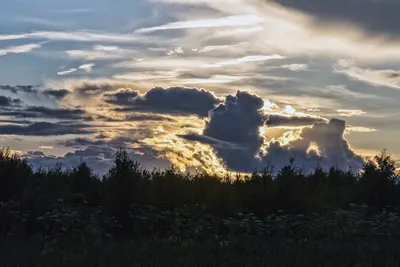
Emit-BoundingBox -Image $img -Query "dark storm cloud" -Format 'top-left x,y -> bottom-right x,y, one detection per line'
0,121 -> 94,136
43,89 -> 71,100
277,0 -> 400,35
266,114 -> 326,127
104,89 -> 139,106
109,86 -> 221,117
61,136 -> 140,149
182,90 -> 363,172
0,119 -> 31,124
201,91 -> 267,170
75,83 -> 117,97
179,133 -> 244,150
0,96 -> 22,107
0,106 -> 92,121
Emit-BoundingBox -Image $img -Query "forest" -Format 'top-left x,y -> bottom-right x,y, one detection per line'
1,148 -> 400,266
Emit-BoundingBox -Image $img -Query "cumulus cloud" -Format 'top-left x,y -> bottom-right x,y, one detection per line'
258,119 -> 364,171
109,86 -> 221,117
178,90 -> 364,172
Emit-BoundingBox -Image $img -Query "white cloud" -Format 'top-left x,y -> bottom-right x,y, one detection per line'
346,126 -> 378,133
38,146 -> 54,150
204,54 -> 285,67
135,14 -> 263,33
57,68 -> 77,76
337,109 -> 366,117
66,45 -> 136,60
334,60 -> 400,90
78,63 -> 95,72
0,31 -> 148,43
180,75 -> 247,84
152,0 -> 400,62
281,64 -> 308,71
0,43 -> 41,56
167,47 -> 184,56
94,45 -> 119,51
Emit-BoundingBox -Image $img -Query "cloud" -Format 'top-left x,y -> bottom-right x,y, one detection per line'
74,83 -> 117,98
0,96 -> 22,107
135,14 -> 263,33
66,45 -> 135,60
177,90 -> 364,172
198,91 -> 266,170
266,114 -> 326,127
0,106 -> 91,121
258,119 -> 364,171
43,89 -> 71,100
104,89 -> 139,106
153,0 -> 400,62
167,47 -> 184,56
204,54 -> 285,68
346,126 -> 378,133
0,43 -> 41,56
0,31 -> 145,43
109,86 -> 221,117
0,121 -> 94,136
334,60 -> 400,90
78,63 -> 95,72
277,0 -> 400,35
337,109 -> 366,117
24,144 -> 171,176
0,85 -> 37,94
281,64 -> 309,71
57,68 -> 77,76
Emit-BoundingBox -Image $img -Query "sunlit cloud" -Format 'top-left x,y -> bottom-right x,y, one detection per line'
0,31 -> 148,43
57,68 -> 78,76
346,126 -> 378,133
203,54 -> 285,68
0,43 -> 42,56
281,64 -> 309,72
337,109 -> 366,117
167,47 -> 184,56
135,14 -> 263,33
334,60 -> 400,90
78,63 -> 95,73
181,75 -> 247,84
66,45 -> 136,60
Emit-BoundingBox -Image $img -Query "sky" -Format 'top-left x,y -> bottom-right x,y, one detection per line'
1,0 -> 400,175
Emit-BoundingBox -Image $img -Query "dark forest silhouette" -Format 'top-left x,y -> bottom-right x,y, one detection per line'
1,148 -> 400,266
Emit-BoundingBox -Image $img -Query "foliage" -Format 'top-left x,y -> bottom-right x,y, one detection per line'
1,148 -> 400,266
